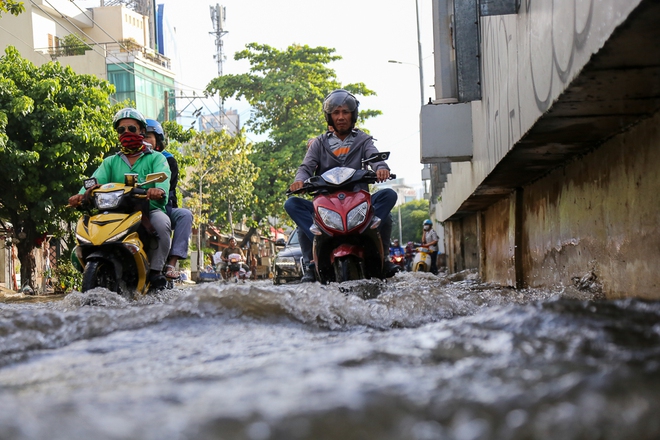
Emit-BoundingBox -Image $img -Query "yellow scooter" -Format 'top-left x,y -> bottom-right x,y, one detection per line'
72,172 -> 167,299
412,245 -> 432,272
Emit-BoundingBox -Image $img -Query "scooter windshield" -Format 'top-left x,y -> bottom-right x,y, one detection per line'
321,167 -> 356,185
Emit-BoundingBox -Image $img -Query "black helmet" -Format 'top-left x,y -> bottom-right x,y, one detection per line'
145,118 -> 166,150
322,89 -> 359,128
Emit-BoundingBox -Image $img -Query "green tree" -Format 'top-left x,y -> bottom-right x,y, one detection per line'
206,43 -> 381,223
0,46 -> 117,289
61,33 -> 92,56
391,199 -> 430,244
0,1 -> 24,17
181,129 -> 258,230
161,120 -> 195,206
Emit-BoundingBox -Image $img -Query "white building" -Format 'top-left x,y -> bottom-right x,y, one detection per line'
0,0 -> 176,120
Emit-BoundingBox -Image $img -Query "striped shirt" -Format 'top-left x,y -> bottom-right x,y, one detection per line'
328,131 -> 356,160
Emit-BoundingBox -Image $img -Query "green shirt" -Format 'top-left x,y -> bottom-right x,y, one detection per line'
79,150 -> 171,212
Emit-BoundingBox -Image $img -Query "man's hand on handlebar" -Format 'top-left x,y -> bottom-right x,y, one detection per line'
289,181 -> 304,193
376,169 -> 390,182
68,194 -> 84,207
146,188 -> 166,200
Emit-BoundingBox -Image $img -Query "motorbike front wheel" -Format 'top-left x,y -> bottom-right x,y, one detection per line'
82,260 -> 119,294
334,256 -> 365,282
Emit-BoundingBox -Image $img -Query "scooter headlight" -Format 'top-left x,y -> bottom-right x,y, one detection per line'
106,229 -> 129,243
347,202 -> 368,230
95,190 -> 124,210
75,233 -> 92,245
317,207 -> 344,231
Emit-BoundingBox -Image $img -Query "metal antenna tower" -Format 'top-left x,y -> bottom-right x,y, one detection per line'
209,4 -> 228,133
209,4 -> 228,76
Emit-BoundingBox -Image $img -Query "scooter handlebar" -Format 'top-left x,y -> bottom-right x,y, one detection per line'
284,170 -> 396,196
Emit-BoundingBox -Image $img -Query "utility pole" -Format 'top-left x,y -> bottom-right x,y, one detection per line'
209,4 -> 228,131
415,0 -> 425,107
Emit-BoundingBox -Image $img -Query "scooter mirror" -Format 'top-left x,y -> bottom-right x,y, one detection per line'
124,173 -> 139,187
142,172 -> 168,185
362,152 -> 390,165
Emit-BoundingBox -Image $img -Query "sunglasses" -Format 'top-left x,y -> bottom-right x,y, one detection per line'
116,125 -> 139,135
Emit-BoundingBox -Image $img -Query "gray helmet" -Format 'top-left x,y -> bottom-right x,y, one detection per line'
113,108 -> 147,130
322,89 -> 359,127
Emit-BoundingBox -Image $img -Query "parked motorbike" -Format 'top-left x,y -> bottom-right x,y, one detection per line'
412,245 -> 432,273
71,172 -> 168,299
287,153 -> 394,284
227,253 -> 250,283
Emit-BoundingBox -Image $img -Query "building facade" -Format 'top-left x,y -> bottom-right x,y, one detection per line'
0,0 -> 176,121
421,0 -> 660,298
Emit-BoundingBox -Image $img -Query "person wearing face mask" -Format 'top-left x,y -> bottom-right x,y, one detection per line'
68,108 -> 172,290
421,219 -> 439,275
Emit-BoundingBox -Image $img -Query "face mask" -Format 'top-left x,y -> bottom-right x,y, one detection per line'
119,131 -> 146,154
424,225 -> 430,231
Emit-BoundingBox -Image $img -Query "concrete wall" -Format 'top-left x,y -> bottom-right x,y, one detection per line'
436,0 -> 643,221
445,215 -> 480,273
445,106 -> 660,298
481,195 -> 517,287
429,0 -> 660,298
522,111 -> 660,299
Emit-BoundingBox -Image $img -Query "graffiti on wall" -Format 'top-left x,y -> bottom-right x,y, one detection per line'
479,0 -> 595,166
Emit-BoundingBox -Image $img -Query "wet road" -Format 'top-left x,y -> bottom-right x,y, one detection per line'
1,271 -> 659,439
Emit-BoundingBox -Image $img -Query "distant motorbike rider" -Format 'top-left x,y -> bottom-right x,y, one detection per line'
285,89 -> 399,282
68,108 -> 171,289
144,118 -> 193,281
421,219 -> 439,274
389,239 -> 404,257
219,237 -> 248,278
389,238 -> 405,270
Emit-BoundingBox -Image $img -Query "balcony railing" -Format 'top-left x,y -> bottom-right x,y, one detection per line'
37,41 -> 172,70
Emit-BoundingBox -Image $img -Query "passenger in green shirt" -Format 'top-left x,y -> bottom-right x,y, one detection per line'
68,108 -> 172,289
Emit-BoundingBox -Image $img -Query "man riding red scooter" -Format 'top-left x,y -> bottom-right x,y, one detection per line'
285,89 -> 400,282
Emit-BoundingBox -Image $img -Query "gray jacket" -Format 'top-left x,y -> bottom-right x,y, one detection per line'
294,130 -> 389,188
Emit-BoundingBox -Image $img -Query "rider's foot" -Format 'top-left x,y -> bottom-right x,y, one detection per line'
301,263 -> 316,283
149,272 -> 168,291
163,264 -> 180,280
383,260 -> 401,278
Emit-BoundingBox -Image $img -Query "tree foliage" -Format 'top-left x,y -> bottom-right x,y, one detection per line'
181,129 -> 258,233
391,199 -> 430,244
0,0 -> 24,17
0,46 -> 117,288
205,43 -> 381,223
61,33 -> 92,56
161,120 -> 195,205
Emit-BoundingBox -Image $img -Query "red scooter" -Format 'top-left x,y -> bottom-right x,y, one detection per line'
390,251 -> 405,270
288,153 -> 394,284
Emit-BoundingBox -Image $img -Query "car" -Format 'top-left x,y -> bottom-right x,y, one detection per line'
273,228 -> 303,284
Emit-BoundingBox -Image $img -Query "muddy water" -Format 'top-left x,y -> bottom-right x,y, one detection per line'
0,272 -> 659,439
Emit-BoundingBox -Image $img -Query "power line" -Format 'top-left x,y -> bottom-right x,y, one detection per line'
68,0 -> 135,55
29,0 -> 138,79
0,24 -> 51,61
28,0 -> 242,135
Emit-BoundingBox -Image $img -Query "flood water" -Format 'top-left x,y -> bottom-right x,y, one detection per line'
1,271 -> 659,440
